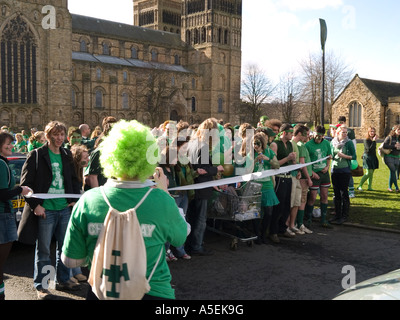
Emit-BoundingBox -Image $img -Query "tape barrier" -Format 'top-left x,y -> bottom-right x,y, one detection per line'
27,157 -> 328,199
169,156 -> 329,191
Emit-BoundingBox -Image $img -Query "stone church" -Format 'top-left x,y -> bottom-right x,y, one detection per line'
0,0 -> 242,131
332,74 -> 400,138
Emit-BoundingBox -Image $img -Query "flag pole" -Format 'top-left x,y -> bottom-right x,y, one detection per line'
320,19 -> 327,127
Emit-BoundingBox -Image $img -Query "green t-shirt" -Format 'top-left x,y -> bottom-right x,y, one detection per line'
42,149 -> 68,211
253,147 -> 276,190
62,181 -> 188,300
305,139 -> 332,172
297,141 -> 312,178
0,159 -> 15,214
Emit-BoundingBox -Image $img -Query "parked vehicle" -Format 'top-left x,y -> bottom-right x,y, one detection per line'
7,153 -> 26,222
334,269 -> 400,300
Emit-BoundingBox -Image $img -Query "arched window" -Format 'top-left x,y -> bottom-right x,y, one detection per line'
122,92 -> 129,110
191,97 -> 196,112
96,68 -> 102,81
80,40 -> 87,52
95,89 -> 103,108
123,71 -> 128,82
1,15 -> 37,104
71,88 -> 77,108
349,101 -> 362,127
218,97 -> 224,113
174,54 -> 180,65
151,49 -> 158,62
131,47 -> 138,59
102,42 -> 110,55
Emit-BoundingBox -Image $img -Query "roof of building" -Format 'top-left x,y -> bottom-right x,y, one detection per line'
359,77 -> 400,106
334,74 -> 400,106
71,14 -> 187,49
72,52 -> 193,73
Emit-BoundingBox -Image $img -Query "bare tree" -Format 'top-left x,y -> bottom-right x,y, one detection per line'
299,51 -> 354,125
277,71 -> 302,123
135,68 -> 177,127
241,64 -> 275,125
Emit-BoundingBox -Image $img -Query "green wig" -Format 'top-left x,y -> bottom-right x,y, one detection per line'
99,120 -> 159,181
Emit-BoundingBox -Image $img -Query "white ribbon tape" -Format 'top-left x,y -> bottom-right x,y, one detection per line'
26,157 -> 328,199
169,157 -> 329,191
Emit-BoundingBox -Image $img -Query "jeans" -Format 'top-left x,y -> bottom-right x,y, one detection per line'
186,199 -> 208,252
384,156 -> 400,190
34,207 -> 71,289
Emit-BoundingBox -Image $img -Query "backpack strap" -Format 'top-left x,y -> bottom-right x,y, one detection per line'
100,186 -> 153,211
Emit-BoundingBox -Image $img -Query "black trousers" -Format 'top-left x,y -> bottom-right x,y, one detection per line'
331,172 -> 351,219
270,177 -> 292,235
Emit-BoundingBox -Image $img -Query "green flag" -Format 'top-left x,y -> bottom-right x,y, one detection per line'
319,19 -> 327,51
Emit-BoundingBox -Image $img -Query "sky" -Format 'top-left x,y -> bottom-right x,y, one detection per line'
68,0 -> 400,85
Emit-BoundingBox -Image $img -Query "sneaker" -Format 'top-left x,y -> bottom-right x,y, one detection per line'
181,254 -> 191,260
73,273 -> 87,282
56,279 -> 80,291
299,224 -> 313,234
282,228 -> 296,238
166,250 -> 178,262
36,288 -> 52,300
349,191 -> 355,198
357,186 -> 363,191
290,226 -> 305,235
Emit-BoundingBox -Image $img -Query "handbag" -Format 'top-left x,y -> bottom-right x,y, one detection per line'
378,137 -> 392,157
351,165 -> 364,177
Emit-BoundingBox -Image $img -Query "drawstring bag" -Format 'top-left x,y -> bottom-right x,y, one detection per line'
88,187 -> 163,300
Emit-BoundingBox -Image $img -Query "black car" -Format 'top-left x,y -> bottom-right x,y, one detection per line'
7,153 -> 27,222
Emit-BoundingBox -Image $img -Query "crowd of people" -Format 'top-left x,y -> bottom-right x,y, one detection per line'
0,115 -> 399,300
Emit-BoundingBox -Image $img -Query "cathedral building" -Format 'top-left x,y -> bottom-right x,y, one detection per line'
0,0 -> 242,131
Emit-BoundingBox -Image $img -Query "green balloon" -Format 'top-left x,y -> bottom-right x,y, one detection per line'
350,160 -> 358,170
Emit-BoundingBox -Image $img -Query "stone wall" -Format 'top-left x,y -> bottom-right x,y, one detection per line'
332,77 -> 386,139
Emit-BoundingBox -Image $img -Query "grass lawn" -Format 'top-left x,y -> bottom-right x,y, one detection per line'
325,142 -> 400,231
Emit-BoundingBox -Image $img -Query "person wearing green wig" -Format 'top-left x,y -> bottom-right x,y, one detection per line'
62,120 -> 189,300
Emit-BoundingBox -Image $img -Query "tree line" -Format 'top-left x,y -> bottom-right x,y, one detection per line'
240,50 -> 355,126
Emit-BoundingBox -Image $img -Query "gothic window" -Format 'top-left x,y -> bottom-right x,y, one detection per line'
151,49 -> 158,62
218,97 -> 224,113
171,76 -> 175,86
80,40 -> 87,52
224,30 -> 229,45
191,97 -> 196,112
102,42 -> 110,55
174,54 -> 180,65
349,101 -> 362,127
123,71 -> 128,82
71,88 -> 77,108
96,68 -> 102,81
95,89 -> 103,108
131,47 -> 138,59
122,92 -> 129,110
1,14 -> 37,104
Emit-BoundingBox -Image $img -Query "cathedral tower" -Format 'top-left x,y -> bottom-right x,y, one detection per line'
133,0 -> 182,34
181,0 -> 242,121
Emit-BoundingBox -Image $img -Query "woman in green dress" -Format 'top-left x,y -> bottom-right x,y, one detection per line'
250,132 -> 280,243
